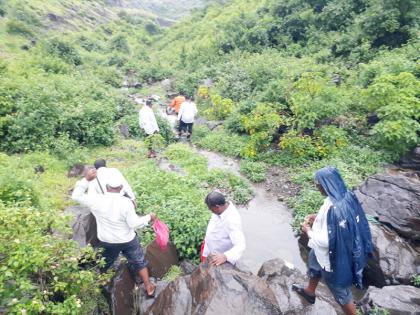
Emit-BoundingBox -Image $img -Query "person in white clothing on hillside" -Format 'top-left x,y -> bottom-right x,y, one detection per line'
177,96 -> 198,139
139,99 -> 159,158
201,191 -> 246,266
72,168 -> 157,298
88,158 -> 136,207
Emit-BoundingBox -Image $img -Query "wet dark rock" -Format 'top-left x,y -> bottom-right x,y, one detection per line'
179,260 -> 197,275
364,223 -> 420,287
65,205 -> 99,248
161,79 -> 172,92
399,146 -> 420,171
47,13 -> 64,23
258,259 -> 341,314
21,44 -> 30,50
144,261 -> 282,315
145,241 -> 179,279
103,262 -> 136,315
355,174 -> 420,242
119,124 -> 130,138
34,165 -> 45,174
367,114 -> 380,125
358,285 -> 420,315
68,163 -> 86,177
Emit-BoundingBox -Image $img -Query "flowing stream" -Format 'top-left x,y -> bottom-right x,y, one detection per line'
157,105 -> 306,273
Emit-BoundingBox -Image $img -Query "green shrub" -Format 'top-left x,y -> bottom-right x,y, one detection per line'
109,34 -> 130,53
363,72 -> 420,157
410,274 -> 420,287
0,177 -> 39,207
240,160 -> 267,182
162,265 -> 182,281
44,39 -> 83,66
5,19 -> 34,37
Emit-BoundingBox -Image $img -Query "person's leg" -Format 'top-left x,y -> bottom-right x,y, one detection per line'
305,277 -> 321,296
186,123 -> 193,139
100,243 -> 121,273
323,270 -> 355,315
122,236 -> 155,295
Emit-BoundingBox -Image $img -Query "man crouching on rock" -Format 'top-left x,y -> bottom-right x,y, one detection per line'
292,166 -> 372,315
72,168 -> 157,298
201,191 -> 246,266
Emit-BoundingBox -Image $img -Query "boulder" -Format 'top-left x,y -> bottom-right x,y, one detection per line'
355,174 -> 420,242
144,261 -> 282,315
68,163 -> 86,177
358,285 -> 420,315
399,146 -> 420,171
364,223 -> 420,287
103,262 -> 136,315
65,205 -> 99,248
135,279 -> 170,314
145,241 -> 179,279
119,124 -> 130,138
206,121 -> 224,131
258,259 -> 341,315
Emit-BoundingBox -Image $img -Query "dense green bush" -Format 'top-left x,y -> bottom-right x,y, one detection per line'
5,19 -> 34,37
240,160 -> 267,182
363,72 -> 419,156
44,39 -> 83,66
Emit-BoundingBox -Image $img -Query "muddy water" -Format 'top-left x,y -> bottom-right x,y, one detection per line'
198,150 -> 307,274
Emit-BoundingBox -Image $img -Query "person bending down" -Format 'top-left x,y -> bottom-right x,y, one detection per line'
202,191 -> 246,266
72,168 -> 157,297
292,166 -> 372,315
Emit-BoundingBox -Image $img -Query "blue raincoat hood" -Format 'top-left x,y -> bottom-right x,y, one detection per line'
315,166 -> 372,288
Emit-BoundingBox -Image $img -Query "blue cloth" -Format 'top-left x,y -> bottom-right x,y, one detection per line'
307,249 -> 353,305
315,166 -> 372,289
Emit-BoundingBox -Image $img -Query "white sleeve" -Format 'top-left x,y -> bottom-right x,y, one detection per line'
308,225 -> 329,248
177,103 -> 184,121
151,111 -> 159,132
71,179 -> 99,210
125,204 -> 151,229
223,216 -> 246,264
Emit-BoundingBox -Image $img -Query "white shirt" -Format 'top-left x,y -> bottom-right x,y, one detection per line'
88,167 -> 135,201
202,203 -> 246,264
178,101 -> 198,124
308,197 -> 332,271
72,179 -> 150,244
139,106 -> 159,135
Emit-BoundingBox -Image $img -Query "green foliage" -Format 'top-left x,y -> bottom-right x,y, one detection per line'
363,72 -> 420,156
241,103 -> 283,157
44,39 -> 83,66
162,265 -> 182,281
290,72 -> 348,130
192,126 -> 247,158
144,133 -> 165,152
368,305 -> 390,315
109,34 -> 130,53
202,94 -> 235,120
5,19 -> 34,37
240,160 -> 267,182
0,177 -> 39,207
411,274 -> 420,287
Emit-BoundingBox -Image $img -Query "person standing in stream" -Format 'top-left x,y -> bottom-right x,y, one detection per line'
72,168 -> 158,298
292,166 -> 372,315
139,99 -> 159,158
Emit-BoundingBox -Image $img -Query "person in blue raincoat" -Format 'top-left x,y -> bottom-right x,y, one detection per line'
292,166 -> 372,315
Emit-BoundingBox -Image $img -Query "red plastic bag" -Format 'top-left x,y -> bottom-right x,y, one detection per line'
200,240 -> 206,263
152,219 -> 169,251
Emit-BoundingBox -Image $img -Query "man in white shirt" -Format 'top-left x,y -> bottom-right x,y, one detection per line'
139,99 -> 159,158
177,96 -> 198,139
202,191 -> 246,266
88,159 -> 136,207
72,168 -> 157,297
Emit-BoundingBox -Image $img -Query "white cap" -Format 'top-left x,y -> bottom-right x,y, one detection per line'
106,169 -> 123,188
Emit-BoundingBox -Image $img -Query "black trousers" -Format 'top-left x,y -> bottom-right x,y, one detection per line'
179,120 -> 193,133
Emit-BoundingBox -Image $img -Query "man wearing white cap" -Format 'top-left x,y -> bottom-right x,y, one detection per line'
72,168 -> 157,297
88,158 -> 136,207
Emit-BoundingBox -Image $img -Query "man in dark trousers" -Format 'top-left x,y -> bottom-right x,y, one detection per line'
72,168 -> 157,297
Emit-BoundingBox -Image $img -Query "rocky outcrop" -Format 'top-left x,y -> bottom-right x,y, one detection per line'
65,205 -> 99,248
258,259 -> 341,315
142,259 -> 341,315
145,241 -> 179,279
145,261 -> 282,315
364,223 -> 420,287
355,174 -> 420,242
68,163 -> 86,177
358,285 -> 420,315
399,146 -> 420,171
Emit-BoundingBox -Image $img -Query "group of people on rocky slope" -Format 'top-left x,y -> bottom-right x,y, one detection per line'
71,151 -> 372,315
